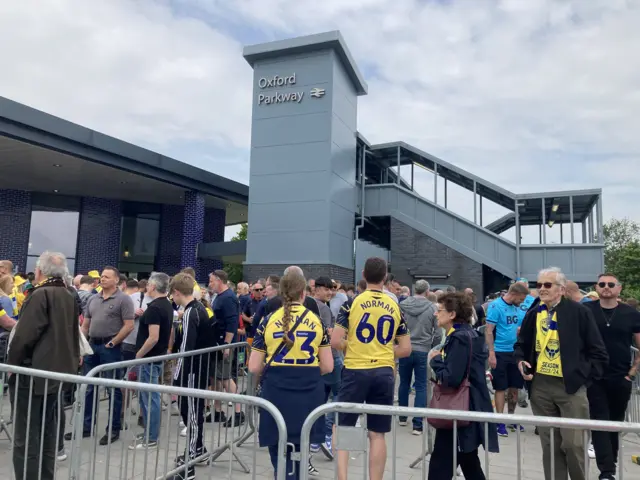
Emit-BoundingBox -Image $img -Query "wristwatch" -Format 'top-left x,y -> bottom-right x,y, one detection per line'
107,341 -> 115,348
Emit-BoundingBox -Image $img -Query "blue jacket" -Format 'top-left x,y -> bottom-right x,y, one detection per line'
430,324 -> 499,454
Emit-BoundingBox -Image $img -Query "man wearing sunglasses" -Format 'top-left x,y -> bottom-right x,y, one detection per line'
241,280 -> 265,347
515,267 -> 608,480
583,273 -> 640,480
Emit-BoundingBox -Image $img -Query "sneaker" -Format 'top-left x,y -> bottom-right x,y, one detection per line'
205,410 -> 226,423
599,476 -> 615,480
588,444 -> 596,459
180,426 -> 187,437
99,432 -> 120,446
398,417 -> 408,426
64,430 -> 90,441
412,429 -> 423,436
457,465 -> 465,477
195,447 -> 210,465
518,399 -> 528,408
179,420 -> 185,428
171,455 -> 196,480
497,424 -> 508,437
308,460 -> 320,476
355,417 -> 362,428
171,402 -> 181,416
128,437 -> 158,450
224,411 -> 245,428
57,449 -> 67,461
508,424 -> 525,432
321,436 -> 334,460
310,443 -> 320,453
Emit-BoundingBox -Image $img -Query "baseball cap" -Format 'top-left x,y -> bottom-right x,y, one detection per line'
88,270 -> 100,279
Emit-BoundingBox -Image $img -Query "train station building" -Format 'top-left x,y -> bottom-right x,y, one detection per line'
0,31 -> 604,295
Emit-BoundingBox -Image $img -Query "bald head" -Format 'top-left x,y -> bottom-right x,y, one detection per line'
283,266 -> 304,278
565,281 -> 583,302
73,274 -> 83,289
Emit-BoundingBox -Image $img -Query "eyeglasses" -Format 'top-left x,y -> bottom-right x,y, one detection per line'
598,282 -> 618,289
536,282 -> 557,289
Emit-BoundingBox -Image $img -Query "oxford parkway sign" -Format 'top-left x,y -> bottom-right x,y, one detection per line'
257,73 -> 326,105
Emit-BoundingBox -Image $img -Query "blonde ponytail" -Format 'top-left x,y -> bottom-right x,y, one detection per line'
279,269 -> 307,350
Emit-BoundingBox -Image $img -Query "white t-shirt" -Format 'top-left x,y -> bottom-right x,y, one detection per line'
123,292 -> 153,345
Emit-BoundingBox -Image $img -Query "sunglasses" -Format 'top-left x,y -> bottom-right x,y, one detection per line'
598,282 -> 617,289
536,282 -> 557,289
253,288 -> 264,292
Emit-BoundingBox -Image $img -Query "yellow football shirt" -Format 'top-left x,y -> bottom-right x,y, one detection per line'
252,304 -> 329,367
336,290 -> 408,370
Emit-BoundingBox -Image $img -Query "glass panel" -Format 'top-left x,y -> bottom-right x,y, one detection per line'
28,211 -> 80,258
119,216 -> 159,266
26,256 -> 75,275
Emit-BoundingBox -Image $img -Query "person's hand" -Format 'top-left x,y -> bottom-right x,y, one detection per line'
135,308 -> 144,317
79,357 -> 83,367
488,351 -> 497,369
223,348 -> 230,359
519,361 -> 534,381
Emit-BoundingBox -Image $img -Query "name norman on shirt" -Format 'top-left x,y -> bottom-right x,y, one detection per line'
359,299 -> 396,316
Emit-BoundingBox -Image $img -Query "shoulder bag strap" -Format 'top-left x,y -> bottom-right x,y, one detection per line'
464,331 -> 474,381
263,308 -> 310,372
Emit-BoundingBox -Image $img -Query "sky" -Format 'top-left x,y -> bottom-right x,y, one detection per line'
1,0 -> 639,243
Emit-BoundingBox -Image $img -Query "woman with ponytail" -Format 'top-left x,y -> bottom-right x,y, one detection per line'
249,269 -> 333,480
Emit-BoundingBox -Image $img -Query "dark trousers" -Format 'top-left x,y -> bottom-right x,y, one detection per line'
10,385 -> 58,480
530,375 -> 589,480
588,377 -> 632,477
398,351 -> 429,430
83,343 -> 123,434
268,444 -> 300,480
428,429 -> 485,480
179,372 -> 205,459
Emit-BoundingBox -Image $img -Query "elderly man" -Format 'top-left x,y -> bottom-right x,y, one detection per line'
398,279 -> 441,434
8,252 -> 79,480
515,267 -> 608,480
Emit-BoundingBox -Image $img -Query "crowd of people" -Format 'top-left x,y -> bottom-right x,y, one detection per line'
1,251 -> 639,480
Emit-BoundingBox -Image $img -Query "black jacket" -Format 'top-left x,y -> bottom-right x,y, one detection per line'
430,324 -> 499,454
514,297 -> 608,395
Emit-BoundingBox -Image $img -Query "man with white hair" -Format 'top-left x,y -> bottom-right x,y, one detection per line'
515,267 -> 608,480
263,266 -> 320,317
8,251 -> 79,480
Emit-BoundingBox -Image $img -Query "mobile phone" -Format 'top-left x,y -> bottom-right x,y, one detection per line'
522,363 -> 533,376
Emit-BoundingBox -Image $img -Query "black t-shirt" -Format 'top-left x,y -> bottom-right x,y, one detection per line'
475,304 -> 486,326
264,295 -> 320,317
242,298 -> 262,337
584,301 -> 640,378
213,289 -> 239,344
136,297 -> 174,358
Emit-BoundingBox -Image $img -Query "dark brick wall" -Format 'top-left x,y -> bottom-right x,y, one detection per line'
180,191 -> 205,279
75,197 -> 122,274
198,207 -> 225,280
390,217 -> 483,296
156,204 -> 184,276
0,189 -> 31,271
244,264 -> 354,285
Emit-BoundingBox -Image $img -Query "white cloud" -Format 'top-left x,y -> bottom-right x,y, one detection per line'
2,0 -> 639,240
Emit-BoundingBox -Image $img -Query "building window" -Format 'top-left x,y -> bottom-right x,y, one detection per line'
26,194 -> 80,274
118,211 -> 160,278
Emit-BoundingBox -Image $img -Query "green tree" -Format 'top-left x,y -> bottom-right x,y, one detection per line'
603,218 -> 640,298
223,224 -> 247,284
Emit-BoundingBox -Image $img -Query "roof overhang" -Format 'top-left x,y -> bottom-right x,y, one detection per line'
0,96 -> 249,205
243,31 -> 368,96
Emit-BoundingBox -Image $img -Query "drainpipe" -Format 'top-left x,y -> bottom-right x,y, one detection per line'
354,146 -> 367,278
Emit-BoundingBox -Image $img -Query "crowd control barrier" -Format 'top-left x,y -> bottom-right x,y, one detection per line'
298,402 -> 640,480
0,362 -> 288,480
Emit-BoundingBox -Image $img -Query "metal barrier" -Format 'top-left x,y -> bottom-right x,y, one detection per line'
627,346 -> 640,426
78,341 -> 258,475
0,362 -> 288,480
299,402 -> 640,480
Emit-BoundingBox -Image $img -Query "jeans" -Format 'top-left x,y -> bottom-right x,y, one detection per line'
10,385 -> 58,480
268,444 -> 299,480
83,343 -> 123,434
138,362 -> 162,442
398,351 -> 428,430
323,360 -> 343,436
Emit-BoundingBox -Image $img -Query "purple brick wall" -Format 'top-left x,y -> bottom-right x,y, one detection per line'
156,204 -> 185,276
180,192 -> 205,280
198,207 -> 226,280
75,197 -> 122,274
0,189 -> 31,271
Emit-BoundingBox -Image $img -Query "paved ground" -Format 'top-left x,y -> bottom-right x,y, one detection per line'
1,388 -> 640,479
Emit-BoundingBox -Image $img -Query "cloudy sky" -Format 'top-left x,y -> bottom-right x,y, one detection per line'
1,0 -> 638,243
